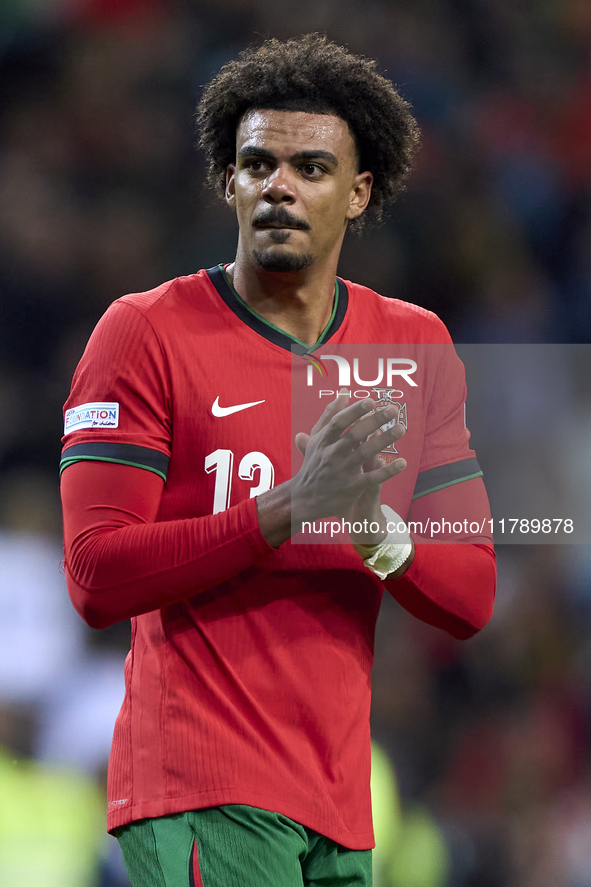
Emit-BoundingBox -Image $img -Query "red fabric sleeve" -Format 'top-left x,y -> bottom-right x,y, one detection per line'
61,461 -> 273,629
386,478 -> 496,639
385,543 -> 496,640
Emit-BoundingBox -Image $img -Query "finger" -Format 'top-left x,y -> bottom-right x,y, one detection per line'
351,422 -> 406,463
309,388 -> 352,436
322,397 -> 378,442
362,453 -> 385,472
361,429 -> 386,472
343,406 -> 406,447
361,456 -> 407,487
362,454 -> 383,472
295,432 -> 309,455
337,414 -> 406,456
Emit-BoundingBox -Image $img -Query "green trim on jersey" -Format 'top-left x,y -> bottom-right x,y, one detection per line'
219,265 -> 338,350
206,265 -> 349,356
60,442 -> 169,481
412,472 -> 484,500
60,455 -> 167,482
412,458 -> 483,500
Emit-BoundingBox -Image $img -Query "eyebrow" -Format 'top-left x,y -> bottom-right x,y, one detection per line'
236,146 -> 339,167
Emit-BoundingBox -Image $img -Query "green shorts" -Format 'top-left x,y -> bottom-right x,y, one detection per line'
116,804 -> 372,887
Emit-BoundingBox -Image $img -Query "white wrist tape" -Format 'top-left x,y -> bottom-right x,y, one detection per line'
354,504 -> 413,580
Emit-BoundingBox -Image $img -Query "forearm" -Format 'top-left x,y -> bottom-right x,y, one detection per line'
62,462 -> 272,628
255,481 -> 294,548
385,542 -> 496,639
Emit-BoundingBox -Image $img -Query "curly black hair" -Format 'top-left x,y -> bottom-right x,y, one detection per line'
196,34 -> 420,227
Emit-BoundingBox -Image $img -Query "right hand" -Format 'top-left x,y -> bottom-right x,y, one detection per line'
291,390 -> 407,524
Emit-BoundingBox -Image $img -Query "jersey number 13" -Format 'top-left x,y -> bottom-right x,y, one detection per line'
205,449 -> 275,514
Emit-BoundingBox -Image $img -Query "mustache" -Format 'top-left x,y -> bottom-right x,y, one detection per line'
252,206 -> 311,230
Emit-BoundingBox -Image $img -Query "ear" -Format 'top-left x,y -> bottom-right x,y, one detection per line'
226,164 -> 236,209
346,171 -> 373,221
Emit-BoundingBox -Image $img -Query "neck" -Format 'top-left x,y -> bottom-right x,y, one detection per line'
227,247 -> 339,346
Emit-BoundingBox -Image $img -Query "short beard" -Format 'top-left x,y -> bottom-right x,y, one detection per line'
253,249 -> 314,273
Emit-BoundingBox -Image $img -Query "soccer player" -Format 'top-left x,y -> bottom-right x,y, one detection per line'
60,34 -> 495,887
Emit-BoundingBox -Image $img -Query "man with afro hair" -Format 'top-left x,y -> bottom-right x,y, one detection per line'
61,33 -> 495,887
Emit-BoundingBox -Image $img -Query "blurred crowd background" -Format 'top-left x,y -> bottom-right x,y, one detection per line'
1,0 -> 591,884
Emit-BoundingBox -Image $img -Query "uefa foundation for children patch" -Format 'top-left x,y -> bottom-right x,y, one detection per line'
64,402 -> 120,434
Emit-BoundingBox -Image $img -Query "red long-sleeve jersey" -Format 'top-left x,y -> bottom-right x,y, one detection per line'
61,267 -> 495,846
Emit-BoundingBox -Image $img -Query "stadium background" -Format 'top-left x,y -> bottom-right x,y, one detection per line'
1,0 -> 591,884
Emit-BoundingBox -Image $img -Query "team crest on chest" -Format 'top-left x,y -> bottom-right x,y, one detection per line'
372,387 -> 408,462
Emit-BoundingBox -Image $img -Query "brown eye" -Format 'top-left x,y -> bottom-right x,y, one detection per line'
244,159 -> 270,173
302,163 -> 323,177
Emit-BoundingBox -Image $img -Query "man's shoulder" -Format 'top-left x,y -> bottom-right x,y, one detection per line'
116,269 -> 213,317
343,279 -> 451,342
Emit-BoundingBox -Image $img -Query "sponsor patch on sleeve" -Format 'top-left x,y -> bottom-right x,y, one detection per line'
64,402 -> 120,435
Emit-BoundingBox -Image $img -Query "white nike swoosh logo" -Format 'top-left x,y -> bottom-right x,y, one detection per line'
211,396 -> 266,417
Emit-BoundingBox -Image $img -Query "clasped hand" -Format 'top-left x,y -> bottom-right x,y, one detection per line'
292,389 -> 407,545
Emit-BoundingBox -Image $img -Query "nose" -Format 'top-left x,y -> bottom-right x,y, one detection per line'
263,164 -> 296,203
